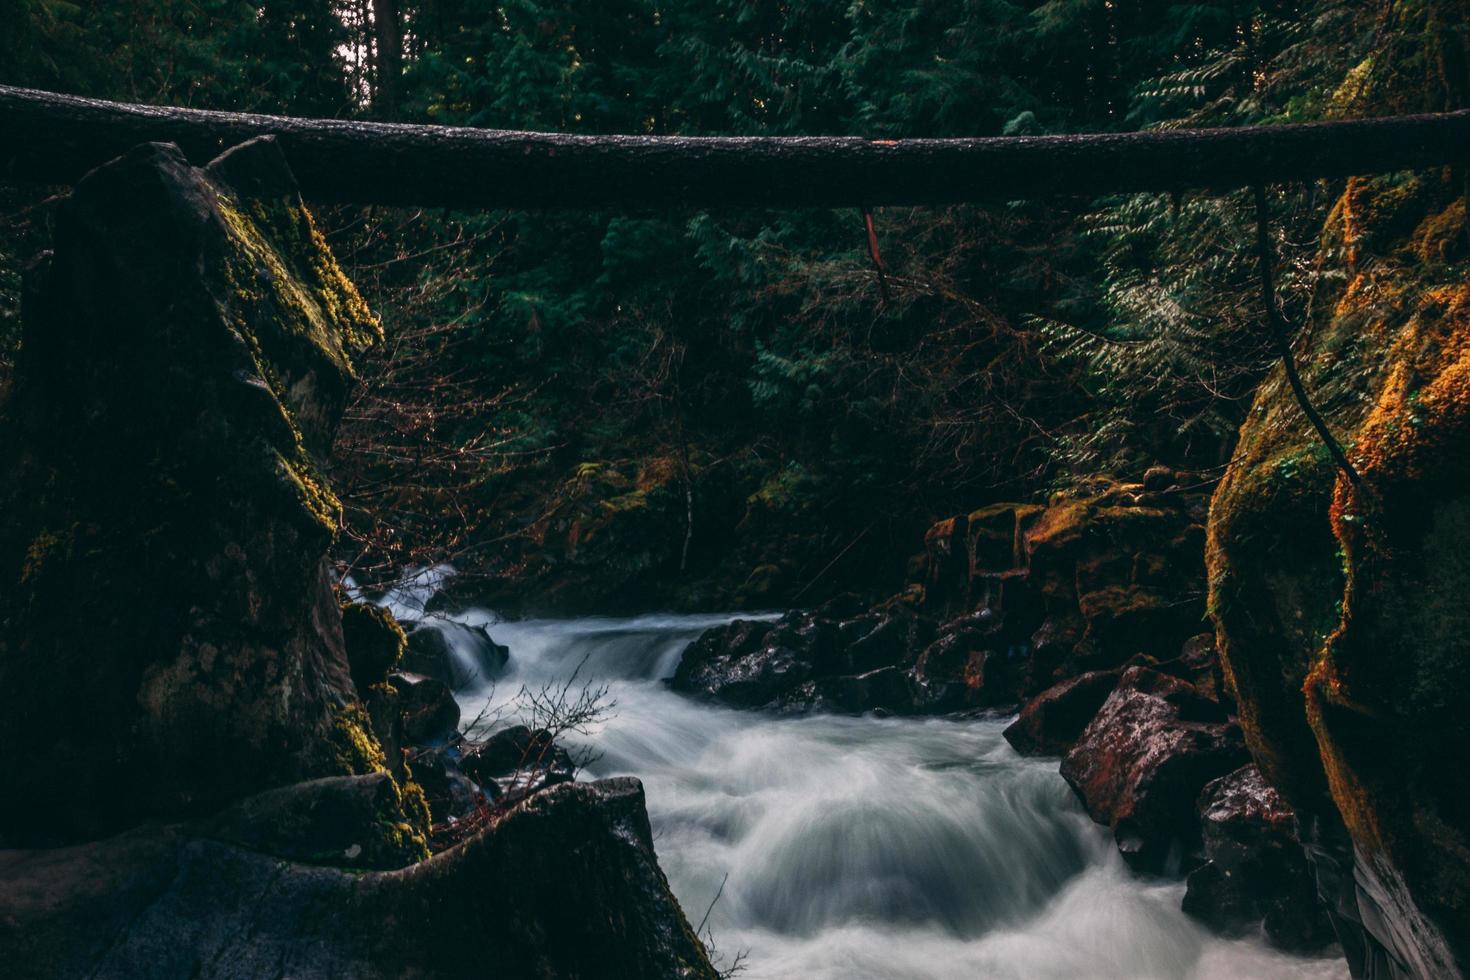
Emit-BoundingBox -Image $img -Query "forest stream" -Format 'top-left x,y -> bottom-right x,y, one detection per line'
378,574 -> 1349,980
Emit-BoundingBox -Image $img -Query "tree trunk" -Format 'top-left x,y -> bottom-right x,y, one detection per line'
370,0 -> 402,119
3,85 -> 1470,210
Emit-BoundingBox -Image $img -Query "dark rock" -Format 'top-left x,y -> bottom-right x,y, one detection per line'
409,743 -> 489,820
1142,465 -> 1176,493
911,613 -> 1023,711
341,602 -> 406,692
1206,178 -> 1470,976
200,773 -> 428,870
1182,765 -> 1335,953
0,778 -> 718,979
462,725 -> 573,785
362,681 -> 407,783
1003,669 -> 1123,756
672,610 -> 939,712
0,139 -> 381,843
402,619 -> 510,690
390,671 -> 461,745
1059,666 -> 1249,871
820,666 -> 921,715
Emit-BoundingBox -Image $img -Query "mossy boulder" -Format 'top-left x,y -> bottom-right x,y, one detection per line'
340,601 -> 406,691
1209,171 -> 1470,976
0,138 -> 380,844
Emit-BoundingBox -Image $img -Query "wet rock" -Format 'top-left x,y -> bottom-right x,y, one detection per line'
362,681 -> 408,783
0,778 -> 717,980
461,725 -> 576,799
402,619 -> 510,690
1003,668 -> 1123,757
910,611 -> 1025,711
1182,765 -> 1335,953
390,671 -> 461,745
1060,666 -> 1248,872
672,610 -> 938,712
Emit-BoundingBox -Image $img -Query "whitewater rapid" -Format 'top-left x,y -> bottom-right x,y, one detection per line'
372,577 -> 1346,980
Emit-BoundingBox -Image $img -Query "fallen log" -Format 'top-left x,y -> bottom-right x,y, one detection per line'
2,84 -> 1469,209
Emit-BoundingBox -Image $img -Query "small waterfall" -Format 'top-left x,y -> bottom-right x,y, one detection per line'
363,578 -> 1346,980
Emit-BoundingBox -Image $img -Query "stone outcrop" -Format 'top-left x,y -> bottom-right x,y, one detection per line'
1058,666 -> 1248,871
1209,171 -> 1470,977
1182,765 -> 1335,952
402,617 -> 510,689
1002,668 -> 1123,756
0,138 -> 381,844
0,140 -> 716,978
0,778 -> 716,980
674,477 -> 1211,717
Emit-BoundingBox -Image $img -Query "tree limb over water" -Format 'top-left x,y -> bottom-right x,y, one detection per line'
3,85 -> 1470,209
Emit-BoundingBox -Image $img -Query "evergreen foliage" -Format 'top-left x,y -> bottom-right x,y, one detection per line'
1,0 -> 1463,604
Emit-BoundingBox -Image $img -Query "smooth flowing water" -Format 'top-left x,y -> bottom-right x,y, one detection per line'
374,577 -> 1347,980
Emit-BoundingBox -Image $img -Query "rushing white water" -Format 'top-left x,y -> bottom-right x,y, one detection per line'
380,576 -> 1346,980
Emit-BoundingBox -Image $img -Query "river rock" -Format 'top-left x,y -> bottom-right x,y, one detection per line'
391,671 -> 461,745
1182,765 -> 1335,952
402,619 -> 510,689
672,609 -> 939,712
1003,668 -> 1123,756
409,742 -> 490,820
1060,666 -> 1248,871
0,778 -> 717,980
914,483 -> 1211,697
0,137 -> 716,979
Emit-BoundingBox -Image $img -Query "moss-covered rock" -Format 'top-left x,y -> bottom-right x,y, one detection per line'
340,601 -> 406,691
0,138 -> 380,844
1209,170 -> 1470,976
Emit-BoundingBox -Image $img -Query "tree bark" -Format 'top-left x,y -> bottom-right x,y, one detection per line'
3,84 -> 1470,210
370,0 -> 402,119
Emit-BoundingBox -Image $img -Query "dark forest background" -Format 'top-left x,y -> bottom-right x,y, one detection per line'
1,0 -> 1459,611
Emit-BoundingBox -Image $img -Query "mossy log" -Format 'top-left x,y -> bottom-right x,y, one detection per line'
4,84 -> 1470,209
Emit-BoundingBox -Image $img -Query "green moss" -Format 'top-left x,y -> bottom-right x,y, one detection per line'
331,702 -> 388,777
341,603 -> 407,690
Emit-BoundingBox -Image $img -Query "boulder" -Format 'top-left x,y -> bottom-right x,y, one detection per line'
1003,668 -> 1122,756
1182,765 -> 1335,952
1059,666 -> 1248,871
402,619 -> 510,689
0,138 -> 716,980
340,602 -> 406,692
1208,172 -> 1470,976
0,138 -> 381,843
671,609 -> 939,712
460,725 -> 576,805
390,671 -> 461,745
0,778 -> 717,980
